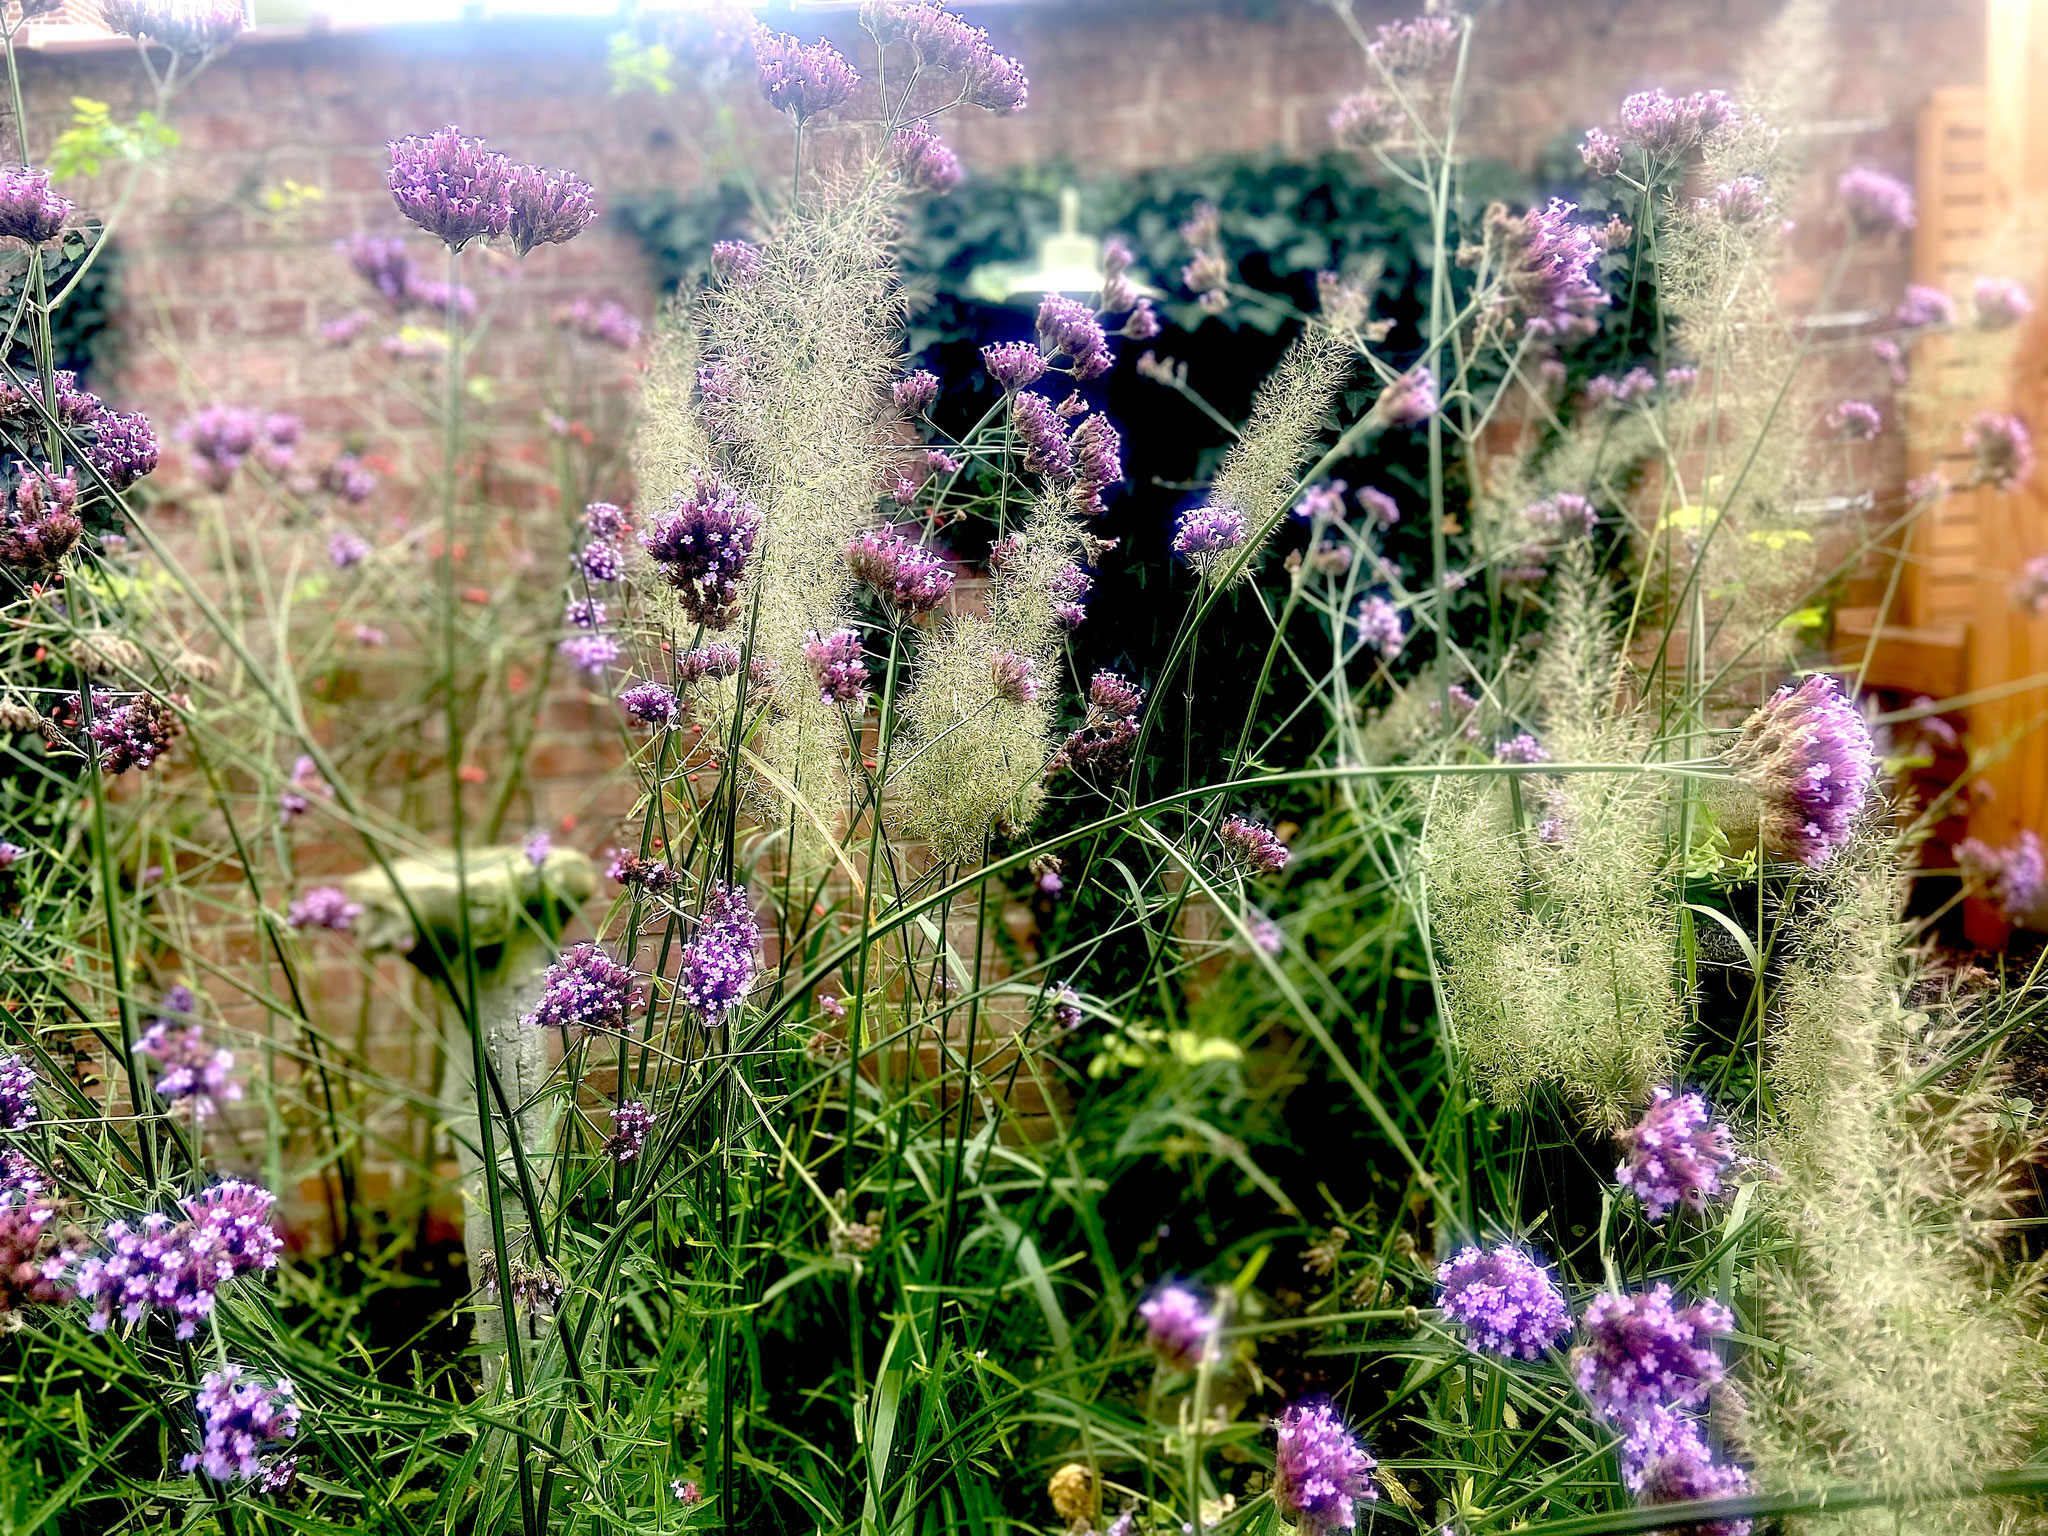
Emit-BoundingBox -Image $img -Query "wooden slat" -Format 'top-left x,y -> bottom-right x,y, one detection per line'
1833,608 -> 1969,698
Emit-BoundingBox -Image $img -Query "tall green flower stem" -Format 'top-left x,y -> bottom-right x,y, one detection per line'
436,244 -> 539,1536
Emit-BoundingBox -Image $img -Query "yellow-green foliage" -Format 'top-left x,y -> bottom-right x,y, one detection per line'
1421,750 -> 1680,1130
1739,844 -> 2048,1532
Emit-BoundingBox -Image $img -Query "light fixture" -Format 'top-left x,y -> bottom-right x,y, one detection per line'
967,186 -> 1162,306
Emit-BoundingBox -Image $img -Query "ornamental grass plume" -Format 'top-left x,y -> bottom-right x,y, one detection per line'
1741,844 -> 2048,1523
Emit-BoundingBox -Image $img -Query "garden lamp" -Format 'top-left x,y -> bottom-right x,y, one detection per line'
968,185 -> 1162,304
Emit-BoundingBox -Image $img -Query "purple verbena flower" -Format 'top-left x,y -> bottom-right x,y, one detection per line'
620,682 -> 683,727
387,127 -> 515,250
609,851 -> 682,891
1956,830 -> 2047,926
0,167 -> 70,244
991,649 -> 1040,705
1571,1284 -> 1733,1422
1367,14 -> 1458,73
1838,167 -> 1915,235
961,48 -> 1028,114
524,942 -> 638,1032
1354,596 -> 1406,658
342,234 -> 415,306
641,471 -> 763,628
74,1180 -> 281,1339
323,453 -> 376,504
1217,815 -> 1289,874
751,27 -> 860,121
804,627 -> 868,705
1614,90 -> 1739,156
1624,1413 -> 1753,1536
184,1366 -> 299,1485
1292,481 -> 1349,523
1272,1398 -> 1378,1536
559,633 -> 621,676
1138,1281 -> 1219,1371
710,239 -> 760,284
565,597 -> 607,631
1973,275 -> 2033,330
1173,503 -> 1249,564
181,405 -> 261,492
982,341 -> 1048,391
1036,294 -> 1112,380
583,501 -> 627,540
1579,127 -> 1624,176
506,163 -> 598,256
102,0 -> 246,52
679,881 -> 760,1022
1011,391 -> 1074,480
87,690 -> 181,774
1070,413 -> 1122,515
1723,673 -> 1877,866
1435,1244 -> 1572,1359
677,642 -> 744,686
577,540 -> 623,584
524,830 -> 552,866
1704,176 -> 1771,224
1378,365 -> 1436,426
0,1191 -> 74,1315
893,370 -> 940,414
1495,734 -> 1549,764
329,529 -> 371,569
1488,199 -> 1608,342
846,530 -> 955,615
1893,283 -> 1956,330
556,297 -> 641,350
1615,1088 -> 1739,1220
891,121 -> 963,193
1045,671 -> 1145,778
135,990 -> 242,1122
0,1055 -> 35,1132
1967,411 -> 2035,490
286,886 -> 361,931
1825,399 -> 1882,440
606,1099 -> 655,1162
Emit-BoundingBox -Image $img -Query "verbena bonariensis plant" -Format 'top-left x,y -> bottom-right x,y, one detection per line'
1,0 -> 2046,1533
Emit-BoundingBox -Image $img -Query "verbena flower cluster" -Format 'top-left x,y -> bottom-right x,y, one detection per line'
74,1181 -> 282,1338
1434,1244 -> 1572,1359
185,1366 -> 300,1487
1272,1398 -> 1378,1536
388,127 -> 595,255
134,986 -> 243,1122
678,882 -> 760,1023
1722,674 -> 1877,867
1614,1088 -> 1738,1221
523,942 -> 639,1033
642,472 -> 763,628
1138,1281 -> 1218,1371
